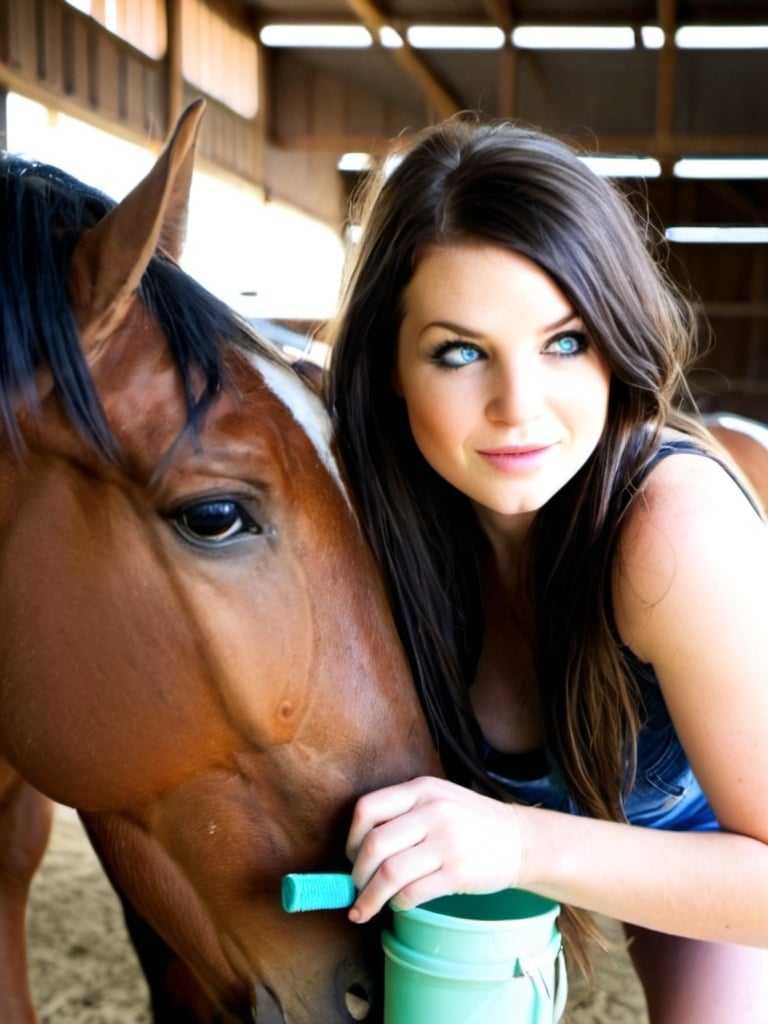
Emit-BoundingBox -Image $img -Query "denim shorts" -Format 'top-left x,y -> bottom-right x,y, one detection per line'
488,707 -> 719,833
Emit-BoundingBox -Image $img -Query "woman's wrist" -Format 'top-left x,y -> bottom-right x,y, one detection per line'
508,803 -> 578,899
507,800 -> 532,890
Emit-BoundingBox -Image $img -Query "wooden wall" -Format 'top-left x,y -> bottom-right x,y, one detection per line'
0,0 -> 346,225
643,179 -> 768,421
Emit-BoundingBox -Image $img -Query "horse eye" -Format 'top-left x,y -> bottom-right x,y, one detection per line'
171,499 -> 263,546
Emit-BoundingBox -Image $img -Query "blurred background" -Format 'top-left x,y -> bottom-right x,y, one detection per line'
1,0 -> 767,408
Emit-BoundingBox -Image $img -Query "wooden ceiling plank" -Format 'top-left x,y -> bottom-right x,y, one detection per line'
595,133 -> 768,157
275,129 -> 768,160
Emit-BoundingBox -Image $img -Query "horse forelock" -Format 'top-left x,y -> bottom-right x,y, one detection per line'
0,154 -> 116,457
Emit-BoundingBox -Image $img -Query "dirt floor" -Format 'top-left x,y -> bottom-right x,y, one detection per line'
28,804 -> 649,1023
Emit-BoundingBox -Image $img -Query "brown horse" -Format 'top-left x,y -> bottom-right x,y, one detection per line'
0,101 -> 440,1023
703,411 -> 768,512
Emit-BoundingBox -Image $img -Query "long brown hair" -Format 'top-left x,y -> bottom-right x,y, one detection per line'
327,114 -> 712,957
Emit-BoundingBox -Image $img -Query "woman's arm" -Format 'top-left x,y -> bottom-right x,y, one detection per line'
346,453 -> 768,945
612,451 -> 768,851
346,775 -> 768,946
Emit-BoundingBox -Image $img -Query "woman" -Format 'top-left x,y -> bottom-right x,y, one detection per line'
327,114 -> 768,1022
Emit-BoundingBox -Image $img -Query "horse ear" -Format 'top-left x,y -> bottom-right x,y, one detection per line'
69,98 -> 206,347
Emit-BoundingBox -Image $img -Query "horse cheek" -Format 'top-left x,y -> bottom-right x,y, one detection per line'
0,466 -> 229,809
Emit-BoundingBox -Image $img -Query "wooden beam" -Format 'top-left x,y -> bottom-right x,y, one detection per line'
0,85 -> 7,151
164,0 -> 183,130
0,62 -> 165,149
701,304 -> 768,319
271,130 -> 402,155
342,0 -> 460,120
584,133 -> 768,158
690,378 -> 768,396
484,0 -> 516,119
655,0 -> 678,176
272,127 -> 768,161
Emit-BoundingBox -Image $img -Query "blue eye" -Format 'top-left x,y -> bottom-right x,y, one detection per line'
432,342 -> 484,368
545,331 -> 588,357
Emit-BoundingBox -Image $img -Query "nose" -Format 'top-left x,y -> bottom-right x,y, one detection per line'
485,358 -> 542,425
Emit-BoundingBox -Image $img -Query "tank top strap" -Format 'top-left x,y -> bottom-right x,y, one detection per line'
632,437 -> 762,516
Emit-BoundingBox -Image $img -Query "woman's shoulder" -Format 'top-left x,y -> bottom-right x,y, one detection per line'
626,428 -> 759,526
612,429 -> 768,658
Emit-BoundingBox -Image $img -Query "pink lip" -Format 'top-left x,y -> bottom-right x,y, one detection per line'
477,444 -> 555,471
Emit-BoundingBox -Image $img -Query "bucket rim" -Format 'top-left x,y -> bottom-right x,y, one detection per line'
393,889 -> 560,932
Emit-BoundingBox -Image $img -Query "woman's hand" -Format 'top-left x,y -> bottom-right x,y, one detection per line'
345,776 -> 524,923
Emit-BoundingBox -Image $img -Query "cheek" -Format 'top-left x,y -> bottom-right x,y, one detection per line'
403,387 -> 456,455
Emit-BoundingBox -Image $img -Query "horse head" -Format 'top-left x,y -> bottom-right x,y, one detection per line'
703,411 -> 768,513
0,100 -> 440,1022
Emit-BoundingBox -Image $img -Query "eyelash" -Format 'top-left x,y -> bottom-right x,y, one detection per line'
429,341 -> 483,368
429,330 -> 589,368
544,330 -> 589,357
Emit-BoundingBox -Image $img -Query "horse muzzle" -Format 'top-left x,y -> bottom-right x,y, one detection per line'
251,948 -> 381,1024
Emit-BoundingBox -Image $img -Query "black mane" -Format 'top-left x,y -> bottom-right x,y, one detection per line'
0,152 -> 268,460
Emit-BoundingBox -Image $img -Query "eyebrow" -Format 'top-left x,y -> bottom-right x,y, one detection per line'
418,320 -> 481,339
543,310 -> 582,333
419,309 -> 581,340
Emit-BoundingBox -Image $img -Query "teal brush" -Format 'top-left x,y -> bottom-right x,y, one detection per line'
281,873 -> 356,912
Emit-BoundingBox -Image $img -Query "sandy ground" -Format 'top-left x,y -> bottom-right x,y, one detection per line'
27,804 -> 648,1023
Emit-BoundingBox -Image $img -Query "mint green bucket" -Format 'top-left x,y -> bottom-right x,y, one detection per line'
382,890 -> 567,1023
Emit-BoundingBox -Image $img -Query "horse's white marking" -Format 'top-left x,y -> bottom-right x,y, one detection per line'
709,413 -> 768,449
247,350 -> 352,504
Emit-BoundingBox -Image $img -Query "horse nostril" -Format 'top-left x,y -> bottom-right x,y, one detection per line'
335,958 -> 376,1022
344,982 -> 372,1020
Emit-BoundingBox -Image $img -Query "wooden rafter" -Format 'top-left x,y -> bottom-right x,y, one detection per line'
483,0 -> 516,118
342,0 -> 460,120
272,130 -> 768,159
655,0 -> 678,175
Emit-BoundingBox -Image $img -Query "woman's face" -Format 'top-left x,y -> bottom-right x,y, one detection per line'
395,242 -> 611,534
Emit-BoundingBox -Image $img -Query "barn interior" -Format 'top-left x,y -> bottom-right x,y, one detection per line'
1,0 -> 767,418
